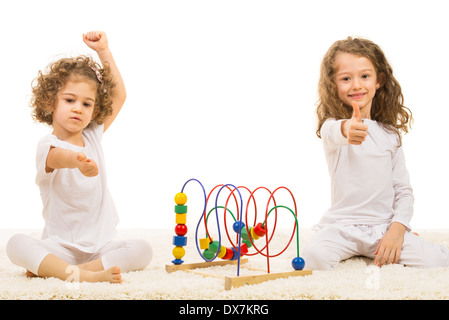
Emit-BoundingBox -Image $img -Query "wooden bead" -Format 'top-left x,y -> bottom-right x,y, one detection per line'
175,205 -> 188,214
217,245 -> 227,258
176,213 -> 187,224
242,239 -> 253,248
203,249 -> 215,260
292,257 -> 305,270
172,246 -> 185,259
208,241 -> 220,253
174,192 -> 187,205
253,222 -> 267,237
175,224 -> 188,236
241,227 -> 250,241
230,247 -> 240,260
172,258 -> 184,265
232,221 -> 245,233
250,227 -> 259,240
173,235 -> 187,246
199,237 -> 211,250
222,247 -> 234,260
239,243 -> 248,256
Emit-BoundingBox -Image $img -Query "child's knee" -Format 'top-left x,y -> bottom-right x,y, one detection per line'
6,233 -> 31,262
129,239 -> 153,270
302,244 -> 340,270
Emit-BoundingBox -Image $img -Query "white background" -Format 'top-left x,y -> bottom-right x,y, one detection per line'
1,0 -> 448,230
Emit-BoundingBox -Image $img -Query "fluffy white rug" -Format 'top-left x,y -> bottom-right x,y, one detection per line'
1,228 -> 448,300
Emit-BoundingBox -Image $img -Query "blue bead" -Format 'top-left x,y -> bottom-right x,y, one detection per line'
292,257 -> 305,270
230,247 -> 240,260
173,235 -> 188,246
233,220 -> 245,233
172,259 -> 184,265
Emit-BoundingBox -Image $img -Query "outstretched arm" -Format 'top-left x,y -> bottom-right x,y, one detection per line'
46,147 -> 99,177
83,31 -> 127,132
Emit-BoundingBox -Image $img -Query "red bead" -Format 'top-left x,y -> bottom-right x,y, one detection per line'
222,247 -> 234,260
253,222 -> 267,237
239,243 -> 248,256
175,224 -> 188,236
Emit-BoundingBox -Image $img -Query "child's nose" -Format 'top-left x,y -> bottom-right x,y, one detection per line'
72,104 -> 83,113
352,78 -> 361,89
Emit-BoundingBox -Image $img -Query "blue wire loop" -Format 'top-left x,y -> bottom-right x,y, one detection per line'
182,179 -> 245,276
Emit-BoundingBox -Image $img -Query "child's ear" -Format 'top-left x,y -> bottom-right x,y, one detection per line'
376,72 -> 386,89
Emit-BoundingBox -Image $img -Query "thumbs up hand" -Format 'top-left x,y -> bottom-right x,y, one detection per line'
342,101 -> 368,145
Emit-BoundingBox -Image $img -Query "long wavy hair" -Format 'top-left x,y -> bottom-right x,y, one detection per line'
316,37 -> 412,144
30,55 -> 115,126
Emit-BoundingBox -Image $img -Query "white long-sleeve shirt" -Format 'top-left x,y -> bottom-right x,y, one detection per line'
35,124 -> 119,252
318,119 -> 414,230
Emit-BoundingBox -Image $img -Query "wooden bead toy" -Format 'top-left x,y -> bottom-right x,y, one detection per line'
176,213 -> 187,224
175,224 -> 188,236
174,192 -> 187,205
167,179 -> 311,290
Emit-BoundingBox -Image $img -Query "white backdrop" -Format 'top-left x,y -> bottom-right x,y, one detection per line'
1,0 -> 448,230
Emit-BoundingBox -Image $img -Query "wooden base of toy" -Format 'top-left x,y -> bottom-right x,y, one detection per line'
165,259 -> 312,290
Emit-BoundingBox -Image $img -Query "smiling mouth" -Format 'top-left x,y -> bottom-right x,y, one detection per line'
349,93 -> 366,99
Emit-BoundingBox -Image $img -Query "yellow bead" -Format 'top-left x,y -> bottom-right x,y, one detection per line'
199,238 -> 211,250
176,213 -> 187,224
250,227 -> 259,240
172,246 -> 185,259
217,245 -> 227,258
174,192 -> 187,205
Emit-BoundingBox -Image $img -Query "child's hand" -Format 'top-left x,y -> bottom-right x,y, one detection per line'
373,222 -> 406,267
83,31 -> 109,53
342,101 -> 368,145
76,153 -> 99,177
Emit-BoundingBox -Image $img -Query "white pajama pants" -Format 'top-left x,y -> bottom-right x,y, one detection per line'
302,224 -> 449,270
6,233 -> 153,275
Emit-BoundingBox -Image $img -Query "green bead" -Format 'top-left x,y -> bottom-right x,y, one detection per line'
208,241 -> 220,253
241,228 -> 251,241
175,205 -> 188,213
242,239 -> 253,248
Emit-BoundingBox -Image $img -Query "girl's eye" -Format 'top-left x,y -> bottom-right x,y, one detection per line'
66,99 -> 74,103
362,74 -> 369,79
83,103 -> 92,107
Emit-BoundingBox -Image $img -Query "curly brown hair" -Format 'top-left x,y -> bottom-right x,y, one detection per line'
316,37 -> 413,144
30,55 -> 116,126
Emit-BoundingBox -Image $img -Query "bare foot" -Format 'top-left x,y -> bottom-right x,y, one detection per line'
25,270 -> 37,277
79,266 -> 122,284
